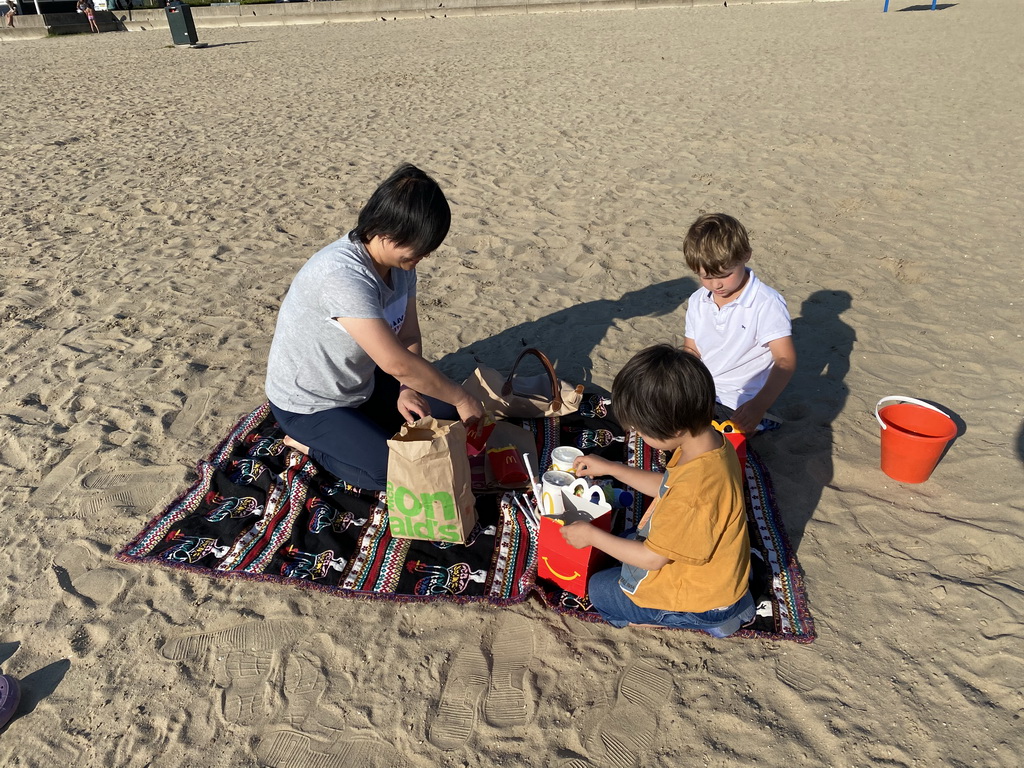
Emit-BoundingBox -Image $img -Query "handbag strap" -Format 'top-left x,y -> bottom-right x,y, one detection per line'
500,348 -> 562,410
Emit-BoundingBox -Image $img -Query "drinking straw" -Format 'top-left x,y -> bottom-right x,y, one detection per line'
512,494 -> 539,529
516,495 -> 532,528
523,453 -> 542,500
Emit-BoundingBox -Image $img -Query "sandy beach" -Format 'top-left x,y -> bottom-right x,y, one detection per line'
2,0 -> 1023,765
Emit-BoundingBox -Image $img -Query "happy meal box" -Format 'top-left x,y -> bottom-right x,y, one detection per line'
537,478 -> 613,598
713,419 -> 747,468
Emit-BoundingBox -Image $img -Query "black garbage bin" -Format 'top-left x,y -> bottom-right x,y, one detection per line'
165,1 -> 198,46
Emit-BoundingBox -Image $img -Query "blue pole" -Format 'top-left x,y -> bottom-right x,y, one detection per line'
883,0 -> 889,10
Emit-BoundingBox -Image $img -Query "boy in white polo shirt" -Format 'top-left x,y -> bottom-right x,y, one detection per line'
681,213 -> 796,434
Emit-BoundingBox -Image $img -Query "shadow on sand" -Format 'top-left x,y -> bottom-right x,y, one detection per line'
755,289 -> 854,553
435,276 -> 697,388
896,4 -> 957,10
2,658 -> 71,728
439,282 -> 862,556
0,641 -> 18,667
1017,420 -> 1024,472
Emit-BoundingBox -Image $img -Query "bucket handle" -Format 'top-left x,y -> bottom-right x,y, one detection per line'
875,396 -> 950,430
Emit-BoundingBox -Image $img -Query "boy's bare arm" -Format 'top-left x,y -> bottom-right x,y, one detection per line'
561,523 -> 670,571
682,337 -> 701,358
731,335 -> 796,432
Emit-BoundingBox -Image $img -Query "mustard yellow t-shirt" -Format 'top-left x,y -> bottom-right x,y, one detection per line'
618,440 -> 750,613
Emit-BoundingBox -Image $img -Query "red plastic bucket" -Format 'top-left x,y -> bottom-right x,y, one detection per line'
875,396 -> 956,483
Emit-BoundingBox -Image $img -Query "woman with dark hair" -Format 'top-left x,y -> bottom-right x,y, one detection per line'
265,163 -> 484,490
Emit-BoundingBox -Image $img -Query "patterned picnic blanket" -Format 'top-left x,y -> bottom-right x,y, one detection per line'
118,398 -> 815,642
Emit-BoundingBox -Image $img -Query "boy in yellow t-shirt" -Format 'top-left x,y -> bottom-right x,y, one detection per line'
562,344 -> 754,637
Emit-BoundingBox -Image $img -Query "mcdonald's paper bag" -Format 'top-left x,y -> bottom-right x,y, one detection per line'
386,417 -> 477,544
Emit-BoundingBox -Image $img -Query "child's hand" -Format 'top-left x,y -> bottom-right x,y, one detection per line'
730,401 -> 766,434
572,454 -> 617,478
560,521 -> 594,549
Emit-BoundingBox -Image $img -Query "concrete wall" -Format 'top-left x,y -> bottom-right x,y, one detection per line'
90,1 -> 709,34
0,0 -> 848,41
0,10 -> 121,38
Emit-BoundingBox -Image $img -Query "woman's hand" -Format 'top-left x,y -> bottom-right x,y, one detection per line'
397,387 -> 431,423
455,393 -> 485,426
572,453 -> 619,479
560,521 -> 595,549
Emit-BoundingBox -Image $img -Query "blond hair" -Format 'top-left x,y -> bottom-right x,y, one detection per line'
683,213 -> 752,276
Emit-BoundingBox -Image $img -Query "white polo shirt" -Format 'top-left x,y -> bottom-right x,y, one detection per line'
683,270 -> 791,409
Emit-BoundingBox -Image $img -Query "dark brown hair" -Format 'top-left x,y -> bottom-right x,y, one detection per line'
612,345 -> 716,440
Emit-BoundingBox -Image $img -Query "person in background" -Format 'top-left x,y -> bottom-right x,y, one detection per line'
77,0 -> 100,32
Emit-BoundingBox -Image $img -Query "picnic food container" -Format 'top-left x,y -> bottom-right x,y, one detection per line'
537,479 -> 613,598
548,445 -> 583,473
487,444 -> 529,485
713,419 -> 747,467
539,470 -> 575,517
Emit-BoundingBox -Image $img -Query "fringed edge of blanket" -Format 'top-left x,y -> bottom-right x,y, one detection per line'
115,548 -> 538,609
733,446 -> 816,644
117,403 -> 815,643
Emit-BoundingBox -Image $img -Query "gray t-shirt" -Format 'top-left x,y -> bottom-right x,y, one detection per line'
265,231 -> 416,413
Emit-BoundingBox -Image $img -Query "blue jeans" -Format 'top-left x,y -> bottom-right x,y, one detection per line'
270,369 -> 456,491
587,567 -> 756,637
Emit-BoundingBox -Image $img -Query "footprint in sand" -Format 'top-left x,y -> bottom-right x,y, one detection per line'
33,444 -> 94,507
77,465 -> 185,518
160,620 -> 306,666
80,465 -> 184,491
169,388 -> 213,441
161,621 -> 335,729
12,740 -> 85,766
52,541 -> 128,608
559,659 -> 673,768
483,615 -> 535,728
220,647 -> 276,725
775,650 -> 821,694
256,728 -> 399,768
429,616 -> 538,750
228,645 -> 334,728
428,639 -> 490,750
280,649 -> 332,728
81,486 -> 172,517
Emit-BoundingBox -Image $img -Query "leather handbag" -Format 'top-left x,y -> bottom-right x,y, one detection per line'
462,348 -> 584,419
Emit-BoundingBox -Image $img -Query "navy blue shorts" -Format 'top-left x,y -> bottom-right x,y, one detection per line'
270,369 -> 456,491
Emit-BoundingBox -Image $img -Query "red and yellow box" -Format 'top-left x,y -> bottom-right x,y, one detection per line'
537,510 -> 613,598
714,419 -> 747,467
